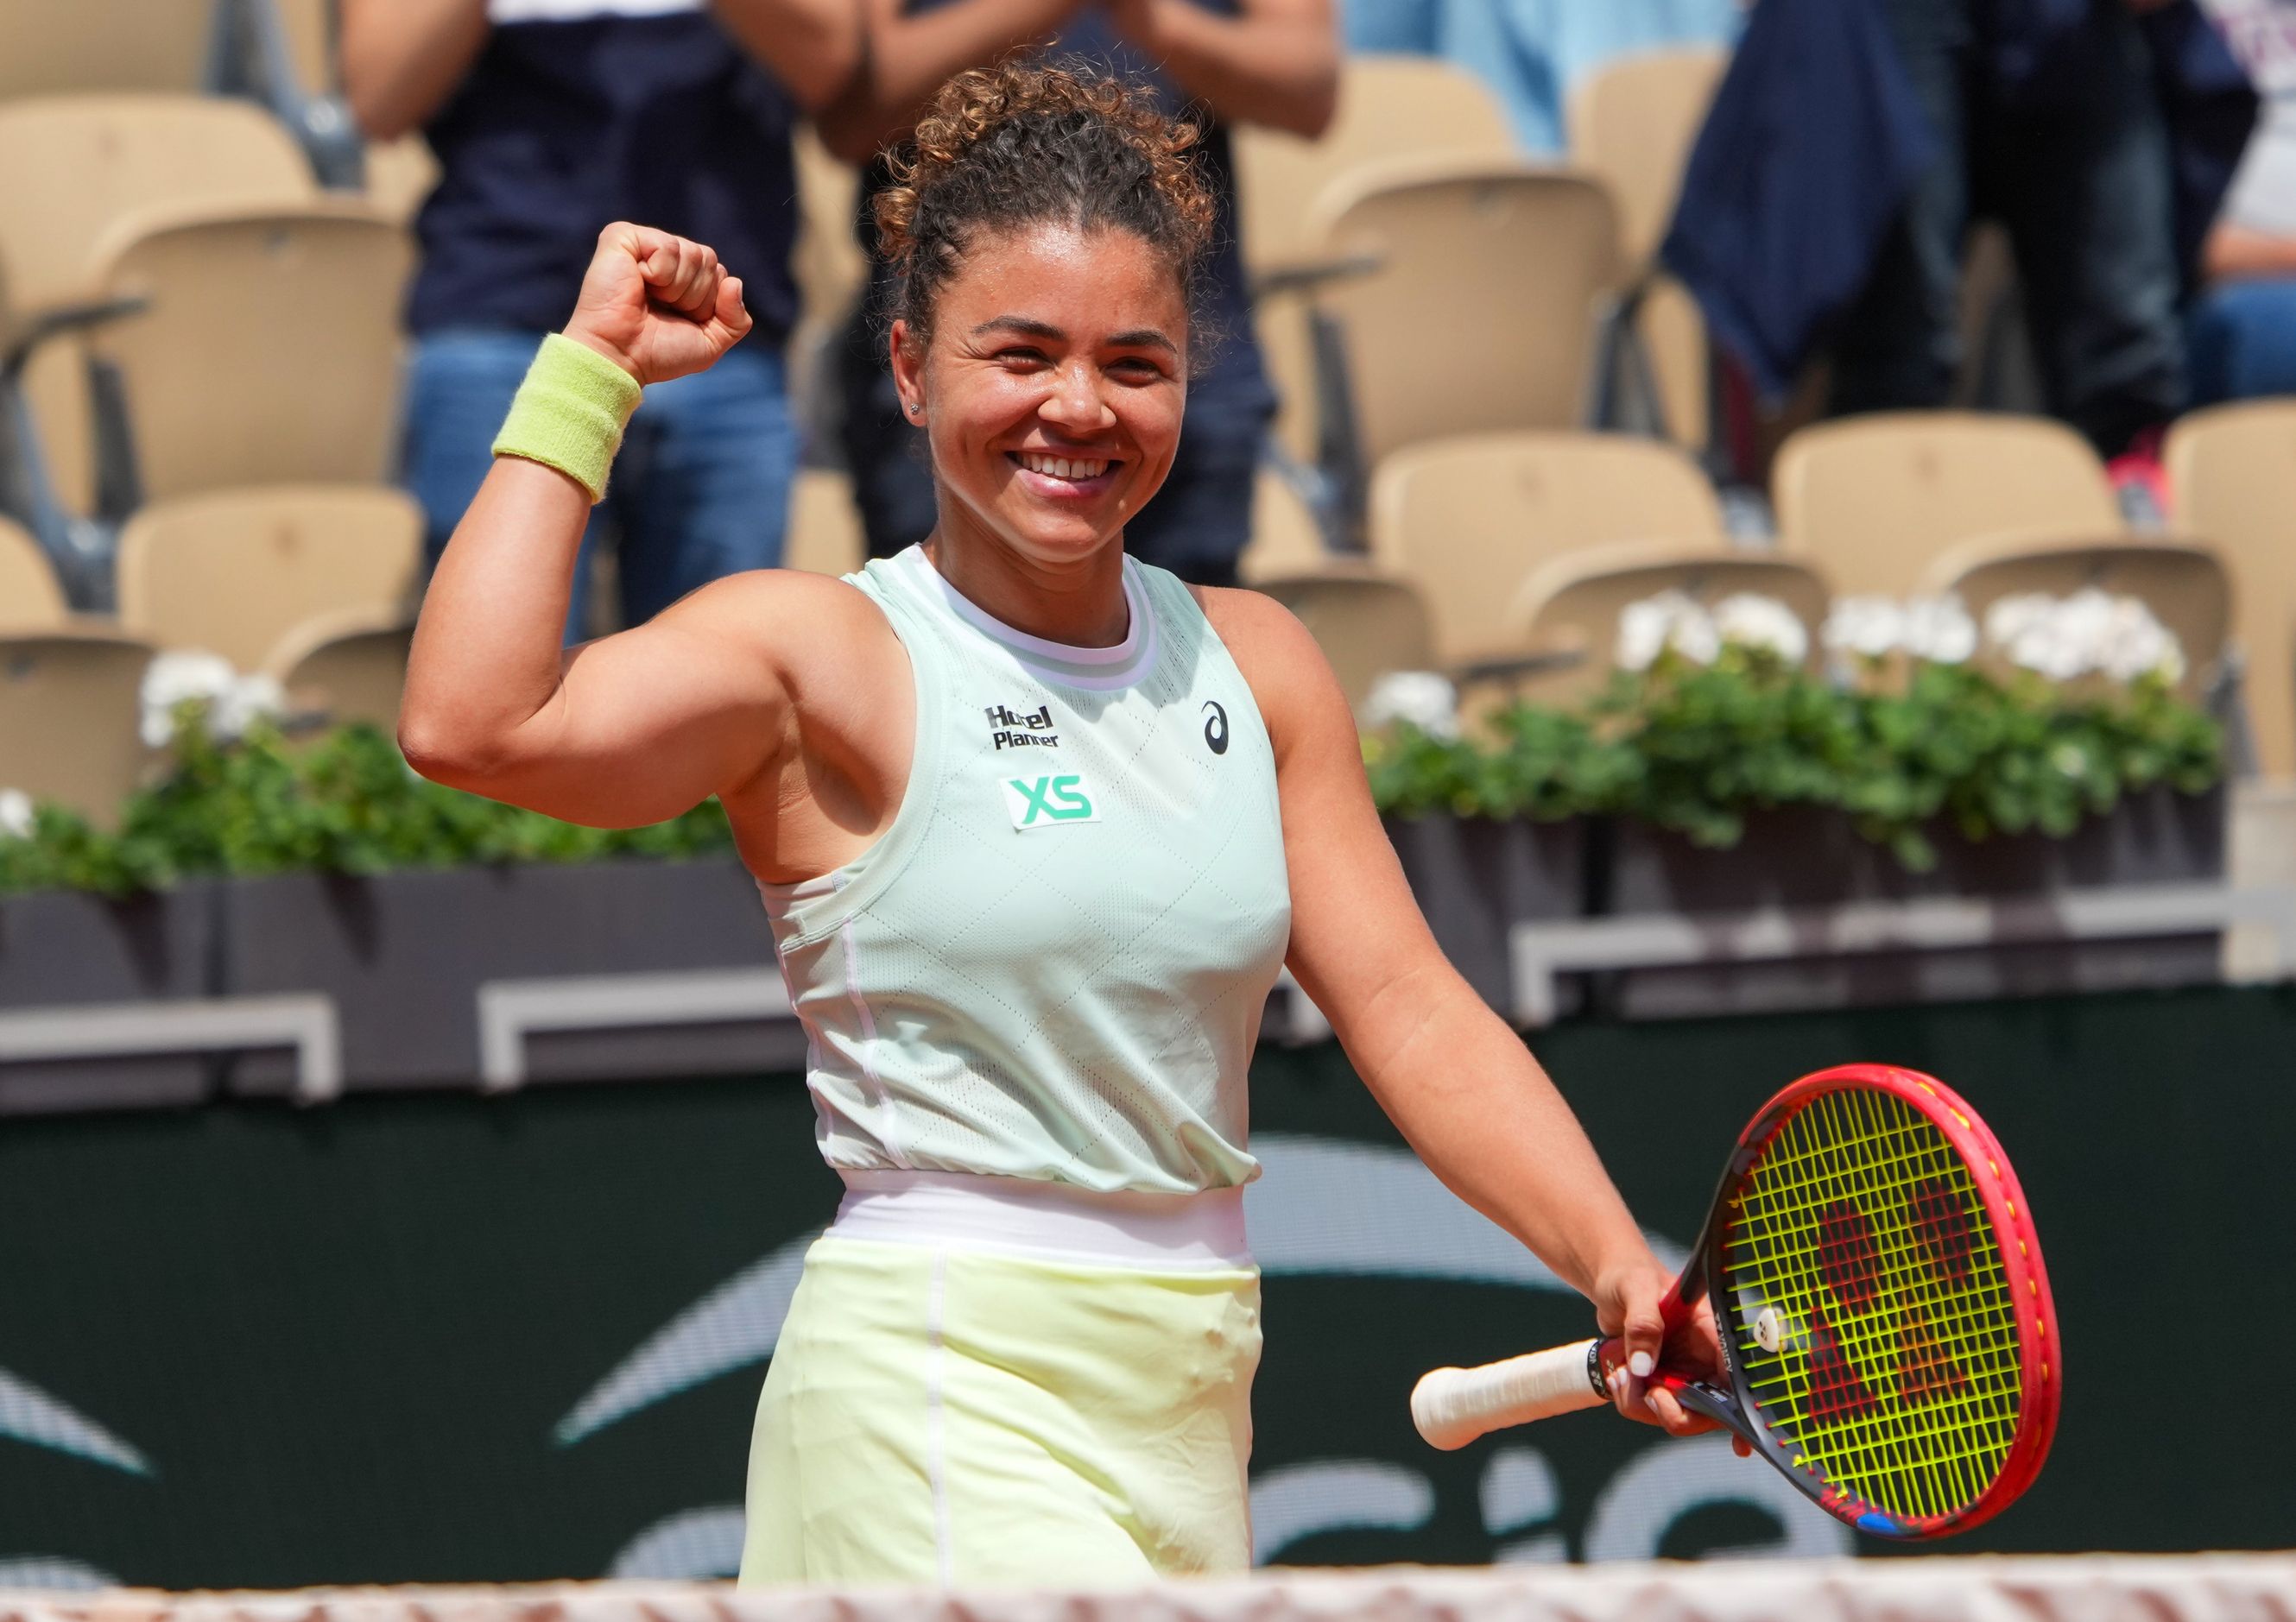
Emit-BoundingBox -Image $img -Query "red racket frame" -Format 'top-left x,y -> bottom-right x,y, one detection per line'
1632,1063 -> 2060,1538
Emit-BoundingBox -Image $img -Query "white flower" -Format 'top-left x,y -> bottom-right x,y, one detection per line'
1363,670 -> 1460,739
0,788 -> 32,841
1983,590 -> 2185,685
139,650 -> 287,746
1711,593 -> 1810,664
1616,590 -> 1719,671
215,672 -> 286,739
2097,595 -> 2186,685
1901,595 -> 1977,665
1983,593 -> 2055,651
1821,596 -> 1906,660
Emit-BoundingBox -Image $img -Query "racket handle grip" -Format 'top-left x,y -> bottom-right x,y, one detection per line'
1412,1338 -> 1610,1450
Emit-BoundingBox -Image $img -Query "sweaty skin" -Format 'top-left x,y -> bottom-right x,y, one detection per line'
399,216 -> 1730,1436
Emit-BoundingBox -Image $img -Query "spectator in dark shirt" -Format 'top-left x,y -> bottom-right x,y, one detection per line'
2188,0 -> 2296,401
1829,0 -> 2187,458
818,0 -> 1336,588
344,0 -> 859,636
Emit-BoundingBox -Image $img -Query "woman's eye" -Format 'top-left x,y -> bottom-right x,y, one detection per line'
1110,357 -> 1166,381
996,347 -> 1049,368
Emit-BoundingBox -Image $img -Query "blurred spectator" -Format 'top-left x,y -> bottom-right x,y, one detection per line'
342,0 -> 859,637
1342,0 -> 1740,155
2188,0 -> 2296,403
820,0 -> 1337,588
1828,0 -> 2188,458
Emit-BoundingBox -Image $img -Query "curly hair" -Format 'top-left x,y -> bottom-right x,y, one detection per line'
873,60 -> 1220,350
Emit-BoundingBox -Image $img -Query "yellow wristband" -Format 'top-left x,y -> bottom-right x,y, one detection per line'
490,332 -> 643,503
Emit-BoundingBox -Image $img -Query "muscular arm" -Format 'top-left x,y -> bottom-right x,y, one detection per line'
712,0 -> 866,111
1110,0 -> 1336,137
1207,588 -> 1713,1430
339,0 -> 490,141
814,0 -> 1079,163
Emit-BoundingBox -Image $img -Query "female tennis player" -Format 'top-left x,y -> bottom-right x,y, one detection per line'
400,63 -> 1723,1585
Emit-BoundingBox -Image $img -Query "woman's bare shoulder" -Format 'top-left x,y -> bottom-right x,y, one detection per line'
1188,582 -> 1349,749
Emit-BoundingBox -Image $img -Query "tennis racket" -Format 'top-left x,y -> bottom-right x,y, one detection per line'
1410,1063 -> 2059,1538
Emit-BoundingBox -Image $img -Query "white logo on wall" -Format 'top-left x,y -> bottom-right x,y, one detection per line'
557,1134 -> 1851,1578
0,1367 -> 143,1589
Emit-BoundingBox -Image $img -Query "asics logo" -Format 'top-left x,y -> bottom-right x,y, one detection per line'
1203,700 -> 1229,755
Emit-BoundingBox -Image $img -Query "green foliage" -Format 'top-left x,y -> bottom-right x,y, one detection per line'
1364,650 -> 2223,870
0,710 -> 733,899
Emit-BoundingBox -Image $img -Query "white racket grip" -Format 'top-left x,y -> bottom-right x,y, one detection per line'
1412,1339 -> 1607,1450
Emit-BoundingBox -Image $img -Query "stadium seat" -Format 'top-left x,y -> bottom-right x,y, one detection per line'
1308,160 -> 1622,494
0,0 -> 217,99
360,136 -> 438,224
0,95 -> 319,516
782,468 -> 866,578
1566,47 -> 1728,268
788,126 -> 865,440
1237,58 -> 1519,470
266,605 -> 414,732
1566,49 -> 1727,450
85,200 -> 412,513
0,628 -> 156,821
1251,565 -> 1435,720
1505,544 -> 1830,705
1920,534 -> 2232,706
1234,57 -> 1517,278
1369,432 -> 1727,668
1773,412 -> 2123,598
0,514 -> 66,630
2167,402 -> 2296,778
117,486 -> 422,672
1237,467 -> 1328,583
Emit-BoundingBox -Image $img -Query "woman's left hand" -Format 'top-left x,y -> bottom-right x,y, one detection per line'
1591,1255 -> 1750,1453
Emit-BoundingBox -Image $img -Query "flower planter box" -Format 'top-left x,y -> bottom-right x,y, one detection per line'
218,857 -> 796,1092
1384,815 -> 1587,1017
1599,785 -> 2228,1019
0,883 -> 217,1111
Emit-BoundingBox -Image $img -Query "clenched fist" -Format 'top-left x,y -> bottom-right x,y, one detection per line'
562,223 -> 753,386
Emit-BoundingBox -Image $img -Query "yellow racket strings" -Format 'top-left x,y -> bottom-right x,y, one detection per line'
1722,1087 -> 2022,1523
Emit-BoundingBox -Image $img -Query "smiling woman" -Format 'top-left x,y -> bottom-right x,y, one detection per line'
395,60 -> 1720,1592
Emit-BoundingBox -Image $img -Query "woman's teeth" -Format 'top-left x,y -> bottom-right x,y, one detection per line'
1017,452 -> 1110,481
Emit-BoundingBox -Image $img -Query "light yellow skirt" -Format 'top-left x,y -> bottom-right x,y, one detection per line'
738,1234 -> 1262,1586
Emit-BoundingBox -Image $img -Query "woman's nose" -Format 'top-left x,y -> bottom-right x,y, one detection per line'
1040,361 -> 1115,431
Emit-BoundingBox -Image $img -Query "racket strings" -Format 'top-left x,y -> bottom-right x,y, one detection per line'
1723,1087 -> 2023,1524
1744,1090 -> 2020,1521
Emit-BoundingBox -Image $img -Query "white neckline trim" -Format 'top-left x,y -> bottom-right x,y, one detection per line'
903,547 -> 1156,685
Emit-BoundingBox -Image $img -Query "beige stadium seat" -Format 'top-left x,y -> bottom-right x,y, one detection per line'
117,486 -> 422,672
783,468 -> 865,577
1566,47 -> 1728,268
1370,432 -> 1726,667
0,96 -> 319,514
0,1 -> 215,99
1773,412 -> 2123,599
0,516 -> 67,630
1506,544 -> 1830,706
1234,57 -> 1517,278
361,136 -> 439,225
2167,402 -> 2296,777
0,628 -> 157,821
794,126 -> 865,329
1253,565 -> 1435,720
1237,467 -> 1328,582
1311,160 -> 1622,479
267,606 -> 413,731
86,201 -> 412,509
272,0 -> 334,95
1920,533 -> 2231,704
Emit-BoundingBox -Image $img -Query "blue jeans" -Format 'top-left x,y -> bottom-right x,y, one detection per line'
2186,278 -> 2296,407
402,330 -> 796,636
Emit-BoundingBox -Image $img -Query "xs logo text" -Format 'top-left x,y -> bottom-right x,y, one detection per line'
1003,773 -> 1099,830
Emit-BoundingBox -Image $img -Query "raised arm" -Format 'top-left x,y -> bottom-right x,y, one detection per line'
814,0 -> 1083,163
712,0 -> 867,111
402,224 -> 809,828
1107,0 -> 1337,138
339,0 -> 490,142
1208,589 -> 1716,1433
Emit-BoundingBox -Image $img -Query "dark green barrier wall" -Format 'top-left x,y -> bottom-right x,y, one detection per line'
1,987 -> 2291,1587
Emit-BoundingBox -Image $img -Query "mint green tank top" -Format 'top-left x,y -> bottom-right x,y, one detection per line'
759,547 -> 1293,1196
